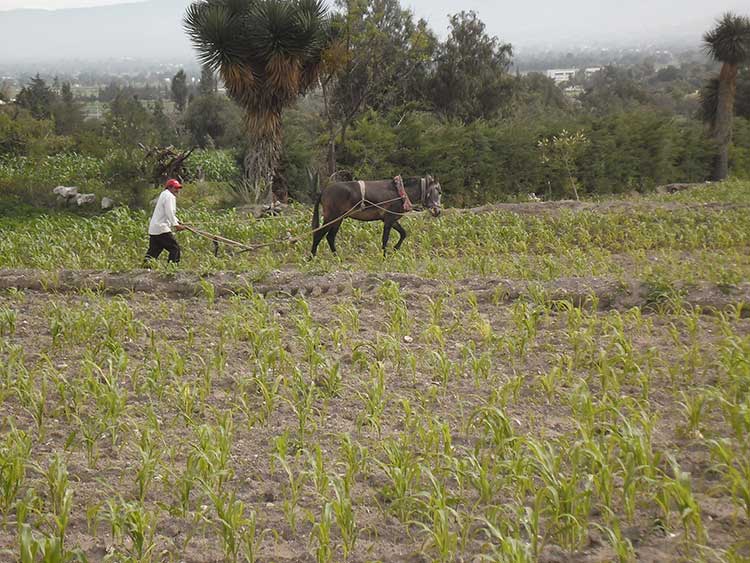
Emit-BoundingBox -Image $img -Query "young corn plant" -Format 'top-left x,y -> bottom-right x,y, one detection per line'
134,428 -> 161,502
330,476 -> 358,560
38,454 -> 74,549
376,437 -> 421,522
338,434 -> 369,484
592,510 -> 636,563
468,405 -> 516,455
709,438 -> 750,519
18,522 -> 86,563
654,457 -> 706,546
252,372 -> 282,426
198,278 -> 217,307
378,280 -> 411,339
678,389 -> 708,438
190,413 -> 235,491
275,452 -> 307,534
306,444 -> 330,498
526,439 -> 592,553
0,427 -> 32,526
411,468 -> 459,563
511,301 -> 541,358
315,360 -> 342,399
311,501 -> 334,563
477,514 -> 533,563
104,498 -> 159,563
458,452 -> 499,506
0,306 -> 17,336
73,414 -> 104,469
356,362 -> 388,436
206,488 -> 257,563
285,368 -> 318,449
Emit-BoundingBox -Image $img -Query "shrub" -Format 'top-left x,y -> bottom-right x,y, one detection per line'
102,149 -> 150,207
181,150 -> 239,182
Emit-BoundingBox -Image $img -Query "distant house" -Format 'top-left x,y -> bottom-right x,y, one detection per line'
546,67 -> 602,86
81,101 -> 105,120
584,67 -> 602,79
546,69 -> 577,84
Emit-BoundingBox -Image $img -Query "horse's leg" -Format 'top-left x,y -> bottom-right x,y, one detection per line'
382,219 -> 395,256
311,219 -> 331,256
326,219 -> 343,254
393,221 -> 407,250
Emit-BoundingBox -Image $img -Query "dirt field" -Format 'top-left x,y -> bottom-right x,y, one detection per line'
1,266 -> 749,562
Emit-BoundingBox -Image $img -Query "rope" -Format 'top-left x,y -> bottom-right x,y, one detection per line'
184,195 -> 409,254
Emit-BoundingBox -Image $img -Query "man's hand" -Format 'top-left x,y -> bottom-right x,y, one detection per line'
175,224 -> 187,232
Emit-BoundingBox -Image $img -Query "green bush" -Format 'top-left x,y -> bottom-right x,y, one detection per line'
181,149 -> 240,182
338,109 -> 718,205
102,149 -> 149,207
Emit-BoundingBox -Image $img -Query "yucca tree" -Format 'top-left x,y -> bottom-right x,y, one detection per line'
702,12 -> 750,181
185,0 -> 330,203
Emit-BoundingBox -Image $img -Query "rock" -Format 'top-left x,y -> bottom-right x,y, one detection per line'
75,194 -> 96,206
101,197 -> 115,210
539,545 -> 567,563
53,186 -> 79,199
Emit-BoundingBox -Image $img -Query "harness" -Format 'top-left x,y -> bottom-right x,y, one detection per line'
357,176 -> 430,212
393,175 -> 413,211
358,180 -> 367,209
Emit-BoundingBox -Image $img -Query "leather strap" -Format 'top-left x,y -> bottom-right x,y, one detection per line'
358,181 -> 366,209
393,175 -> 412,211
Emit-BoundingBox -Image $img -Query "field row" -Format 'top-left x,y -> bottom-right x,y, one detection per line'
2,182 -> 750,285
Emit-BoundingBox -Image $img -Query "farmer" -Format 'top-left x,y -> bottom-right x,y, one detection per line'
144,178 -> 186,265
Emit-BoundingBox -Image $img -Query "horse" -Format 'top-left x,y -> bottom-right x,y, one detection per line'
311,175 -> 442,256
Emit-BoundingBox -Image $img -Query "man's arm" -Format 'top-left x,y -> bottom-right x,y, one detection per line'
168,193 -> 186,231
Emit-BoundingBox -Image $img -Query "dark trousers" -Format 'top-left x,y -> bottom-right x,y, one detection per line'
145,233 -> 181,263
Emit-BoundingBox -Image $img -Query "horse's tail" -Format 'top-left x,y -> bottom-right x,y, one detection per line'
312,192 -> 322,231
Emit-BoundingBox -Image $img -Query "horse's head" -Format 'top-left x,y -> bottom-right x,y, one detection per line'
425,175 -> 442,217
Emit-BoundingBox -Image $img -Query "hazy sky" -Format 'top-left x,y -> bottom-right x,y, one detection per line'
1,0 -> 747,47
0,0 -> 129,8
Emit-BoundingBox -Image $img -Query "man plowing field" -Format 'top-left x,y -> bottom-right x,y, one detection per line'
144,179 -> 187,265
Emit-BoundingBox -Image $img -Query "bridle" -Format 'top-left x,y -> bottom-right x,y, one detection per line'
420,177 -> 440,208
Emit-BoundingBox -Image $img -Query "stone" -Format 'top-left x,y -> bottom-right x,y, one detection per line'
101,197 -> 115,210
53,186 -> 78,199
75,193 -> 96,206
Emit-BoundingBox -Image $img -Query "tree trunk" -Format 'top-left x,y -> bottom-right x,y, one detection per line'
241,128 -> 280,205
712,63 -> 738,181
321,78 -> 338,176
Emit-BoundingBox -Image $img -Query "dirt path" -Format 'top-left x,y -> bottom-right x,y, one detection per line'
2,268 -> 749,315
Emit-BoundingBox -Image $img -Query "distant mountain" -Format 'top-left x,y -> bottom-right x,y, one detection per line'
0,0 -> 195,63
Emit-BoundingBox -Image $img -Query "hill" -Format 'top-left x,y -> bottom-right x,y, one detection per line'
0,0 -> 194,63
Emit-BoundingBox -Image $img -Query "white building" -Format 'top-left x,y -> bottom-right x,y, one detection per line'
584,67 -> 602,78
546,69 -> 577,84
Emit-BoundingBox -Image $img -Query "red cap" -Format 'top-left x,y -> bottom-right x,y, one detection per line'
165,179 -> 182,190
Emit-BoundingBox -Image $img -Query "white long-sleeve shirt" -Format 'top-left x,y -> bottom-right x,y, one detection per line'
148,189 -> 179,235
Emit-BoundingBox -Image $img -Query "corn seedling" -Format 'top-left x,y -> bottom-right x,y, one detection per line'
0,427 -> 32,525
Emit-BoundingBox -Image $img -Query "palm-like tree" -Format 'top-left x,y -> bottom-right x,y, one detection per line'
185,0 -> 330,203
702,12 -> 750,181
